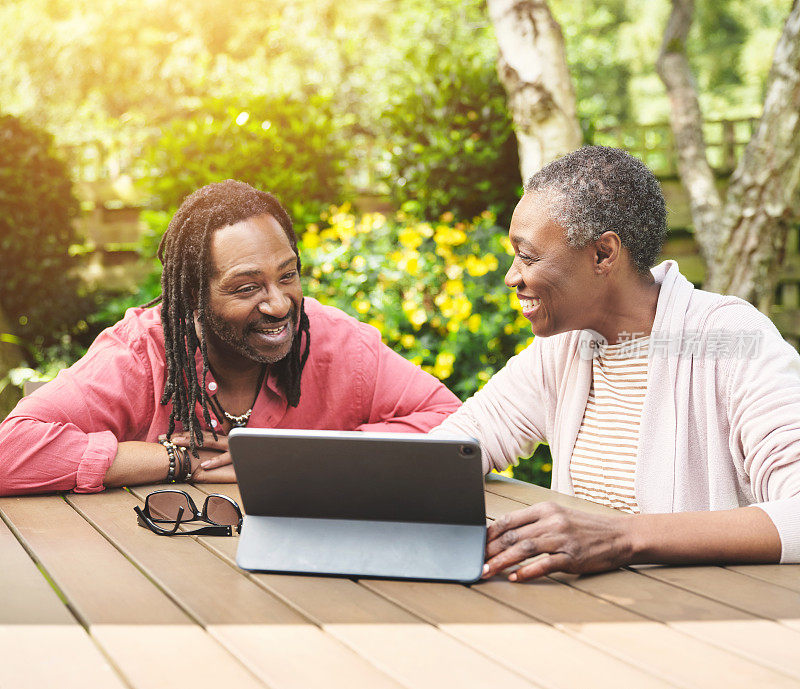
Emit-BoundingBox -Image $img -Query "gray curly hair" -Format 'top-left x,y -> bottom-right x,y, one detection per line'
525,146 -> 667,273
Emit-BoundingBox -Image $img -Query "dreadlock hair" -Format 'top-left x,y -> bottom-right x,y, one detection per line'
144,179 -> 311,457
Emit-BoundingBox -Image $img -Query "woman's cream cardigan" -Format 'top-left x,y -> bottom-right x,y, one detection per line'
433,261 -> 800,562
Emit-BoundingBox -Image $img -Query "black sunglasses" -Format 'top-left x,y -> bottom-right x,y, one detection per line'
134,489 -> 243,536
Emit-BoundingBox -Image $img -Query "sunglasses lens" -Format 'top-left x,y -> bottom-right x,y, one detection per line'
148,492 -> 190,521
205,496 -> 240,526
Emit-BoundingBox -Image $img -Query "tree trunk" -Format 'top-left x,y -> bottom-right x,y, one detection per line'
486,0 -> 582,182
655,0 -> 724,265
708,1 -> 800,308
658,0 -> 800,309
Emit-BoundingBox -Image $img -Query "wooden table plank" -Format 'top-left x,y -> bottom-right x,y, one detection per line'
633,565 -> 800,632
478,576 -> 800,689
361,578 -> 679,689
484,475 -> 616,514
183,484 -> 543,689
553,567 -> 800,680
0,505 -> 126,689
2,494 -> 267,689
482,486 -> 800,688
72,488 -> 405,689
726,564 -> 800,593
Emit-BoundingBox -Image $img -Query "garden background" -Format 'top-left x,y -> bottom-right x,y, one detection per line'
0,0 -> 792,484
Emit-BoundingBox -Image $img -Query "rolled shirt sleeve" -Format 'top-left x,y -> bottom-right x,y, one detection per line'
0,316 -> 156,496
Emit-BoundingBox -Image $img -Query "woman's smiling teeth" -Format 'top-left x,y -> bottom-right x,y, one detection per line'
519,297 -> 541,311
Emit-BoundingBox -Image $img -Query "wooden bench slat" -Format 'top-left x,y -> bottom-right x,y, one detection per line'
72,489 -> 404,689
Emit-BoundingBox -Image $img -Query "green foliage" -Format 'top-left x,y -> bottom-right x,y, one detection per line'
142,95 -> 350,223
380,12 -> 520,226
299,207 -> 531,398
297,205 -> 550,483
0,114 -> 89,358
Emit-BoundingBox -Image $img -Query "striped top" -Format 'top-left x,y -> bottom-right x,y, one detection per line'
570,335 -> 650,513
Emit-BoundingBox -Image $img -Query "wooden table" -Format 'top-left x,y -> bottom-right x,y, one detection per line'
2,475 -> 799,689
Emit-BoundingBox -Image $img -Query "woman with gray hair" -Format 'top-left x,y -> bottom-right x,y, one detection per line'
433,145 -> 800,581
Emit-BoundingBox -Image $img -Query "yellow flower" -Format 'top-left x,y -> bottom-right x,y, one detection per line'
504,323 -> 514,335
411,355 -> 424,366
444,279 -> 464,296
446,320 -> 460,334
500,236 -> 513,256
399,226 -> 423,250
302,233 -> 320,249
400,334 -> 416,348
467,314 -> 481,333
514,336 -> 535,354
409,308 -> 427,329
321,262 -> 334,274
433,351 -> 456,379
477,370 -> 491,383
305,223 -> 319,234
351,255 -> 366,270
451,295 -> 472,320
368,318 -> 383,332
311,267 -> 322,279
445,263 -> 463,279
353,300 -> 370,314
434,225 -> 467,247
439,211 -> 455,222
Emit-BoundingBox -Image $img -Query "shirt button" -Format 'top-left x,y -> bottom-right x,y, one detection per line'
211,419 -> 218,428
208,381 -> 218,392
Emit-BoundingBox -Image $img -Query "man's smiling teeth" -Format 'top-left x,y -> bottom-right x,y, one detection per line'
254,324 -> 286,334
519,298 -> 541,310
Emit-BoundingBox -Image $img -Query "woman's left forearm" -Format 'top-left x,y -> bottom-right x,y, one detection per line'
627,506 -> 782,565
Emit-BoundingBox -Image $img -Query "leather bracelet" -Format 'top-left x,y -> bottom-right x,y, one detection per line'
176,446 -> 190,482
160,439 -> 178,483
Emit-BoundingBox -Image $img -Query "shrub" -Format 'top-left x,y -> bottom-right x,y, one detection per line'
380,51 -> 521,226
0,114 -> 88,358
143,94 -> 351,224
298,206 -> 551,485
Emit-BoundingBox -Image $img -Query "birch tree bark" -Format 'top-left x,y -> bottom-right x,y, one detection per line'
486,0 -> 582,182
658,0 -> 800,309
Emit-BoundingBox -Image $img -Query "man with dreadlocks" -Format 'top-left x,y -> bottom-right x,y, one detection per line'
0,180 -> 461,495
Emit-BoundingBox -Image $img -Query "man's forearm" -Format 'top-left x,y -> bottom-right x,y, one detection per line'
104,441 -> 170,487
628,506 -> 782,565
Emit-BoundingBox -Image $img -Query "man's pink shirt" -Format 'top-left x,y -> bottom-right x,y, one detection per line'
0,298 -> 461,495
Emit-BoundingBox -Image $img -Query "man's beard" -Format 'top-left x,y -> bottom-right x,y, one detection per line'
204,304 -> 298,364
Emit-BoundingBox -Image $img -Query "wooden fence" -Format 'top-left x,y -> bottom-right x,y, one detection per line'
60,117 -> 800,347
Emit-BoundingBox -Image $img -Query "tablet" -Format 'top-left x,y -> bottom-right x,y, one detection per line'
228,428 -> 486,583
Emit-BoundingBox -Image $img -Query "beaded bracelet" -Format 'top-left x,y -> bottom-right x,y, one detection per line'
160,439 -> 179,483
